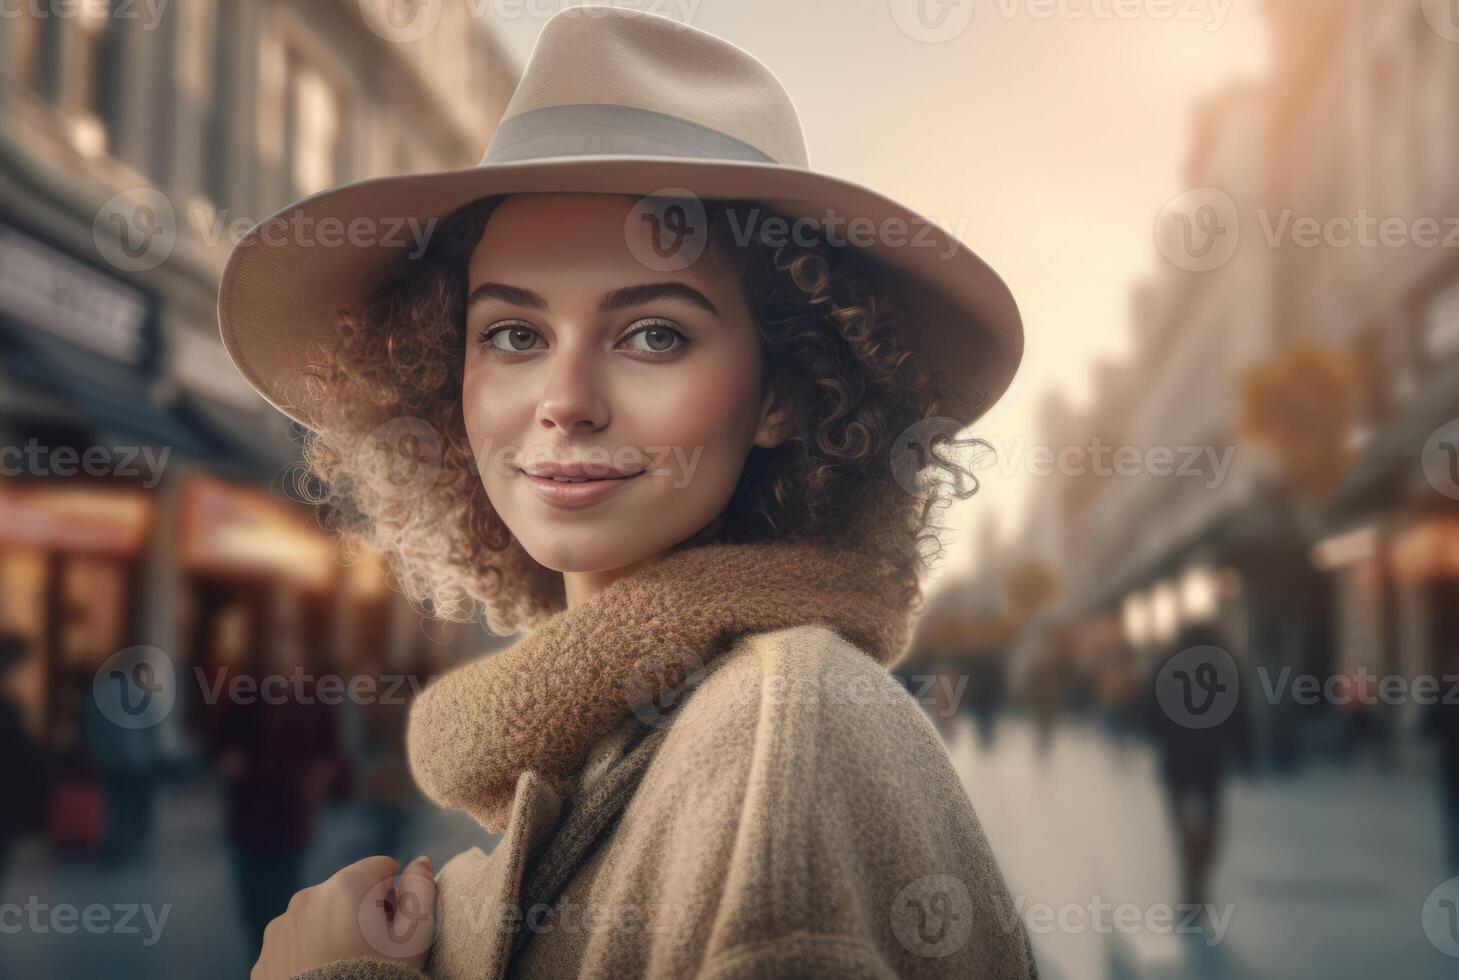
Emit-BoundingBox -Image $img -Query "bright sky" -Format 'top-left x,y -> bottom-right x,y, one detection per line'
490,0 -> 1271,579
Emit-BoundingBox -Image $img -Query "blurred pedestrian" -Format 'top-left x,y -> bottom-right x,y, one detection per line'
337,655 -> 416,863
82,646 -> 167,866
1094,649 -> 1138,754
1140,623 -> 1253,912
209,617 -> 342,954
1424,648 -> 1459,873
1026,649 -> 1063,757
0,632 -> 47,885
964,647 -> 1006,750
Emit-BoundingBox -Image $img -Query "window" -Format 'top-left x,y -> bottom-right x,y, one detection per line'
201,2 -> 232,206
1412,9 -> 1453,208
1353,324 -> 1393,428
74,0 -> 125,152
6,4 -> 62,99
1368,50 -> 1406,215
284,49 -> 345,198
1427,279 -> 1459,364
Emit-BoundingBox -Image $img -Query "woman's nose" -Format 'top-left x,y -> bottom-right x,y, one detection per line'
536,350 -> 609,433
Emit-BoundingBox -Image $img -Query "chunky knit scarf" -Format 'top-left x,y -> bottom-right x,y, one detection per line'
406,539 -> 914,832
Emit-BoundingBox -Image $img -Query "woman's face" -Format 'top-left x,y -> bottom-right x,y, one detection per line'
462,193 -> 786,574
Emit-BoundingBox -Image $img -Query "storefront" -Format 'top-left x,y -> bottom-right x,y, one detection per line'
0,480 -> 151,749
0,218 -> 307,749
0,215 -> 493,760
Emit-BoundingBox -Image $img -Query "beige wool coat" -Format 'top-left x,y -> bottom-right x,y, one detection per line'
297,542 -> 1036,979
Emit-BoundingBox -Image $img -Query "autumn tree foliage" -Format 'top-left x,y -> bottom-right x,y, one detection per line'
1237,338 -> 1360,499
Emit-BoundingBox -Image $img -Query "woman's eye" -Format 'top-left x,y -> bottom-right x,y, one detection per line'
480,323 -> 543,353
621,321 -> 688,354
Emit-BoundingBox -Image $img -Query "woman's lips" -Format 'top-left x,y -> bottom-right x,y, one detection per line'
520,470 -> 644,509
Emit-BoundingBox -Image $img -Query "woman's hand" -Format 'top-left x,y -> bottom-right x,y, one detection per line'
251,855 -> 436,979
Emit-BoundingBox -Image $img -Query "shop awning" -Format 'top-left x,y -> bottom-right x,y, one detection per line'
173,389 -> 304,481
1324,357 -> 1459,520
1069,488 -> 1303,619
1,319 -> 219,462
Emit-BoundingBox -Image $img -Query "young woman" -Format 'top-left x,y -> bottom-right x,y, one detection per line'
221,8 -> 1031,979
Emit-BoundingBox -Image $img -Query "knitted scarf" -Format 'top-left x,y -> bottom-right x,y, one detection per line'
406,539 -> 914,832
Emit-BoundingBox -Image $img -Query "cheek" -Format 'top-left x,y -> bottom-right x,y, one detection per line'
615,352 -> 763,482
461,366 -> 532,476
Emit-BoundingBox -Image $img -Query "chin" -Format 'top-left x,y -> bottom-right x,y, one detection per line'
514,528 -> 669,576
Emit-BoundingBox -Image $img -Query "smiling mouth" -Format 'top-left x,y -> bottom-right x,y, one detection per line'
518,468 -> 646,509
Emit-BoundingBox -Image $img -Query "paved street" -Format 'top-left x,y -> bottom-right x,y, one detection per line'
950,712 -> 1455,980
0,778 -> 495,979
2,715 -> 1454,978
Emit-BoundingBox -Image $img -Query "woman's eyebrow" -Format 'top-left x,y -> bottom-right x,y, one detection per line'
600,282 -> 718,316
468,282 -> 548,311
466,281 -> 719,316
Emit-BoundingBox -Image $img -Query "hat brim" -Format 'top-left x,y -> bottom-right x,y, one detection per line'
218,155 -> 1022,430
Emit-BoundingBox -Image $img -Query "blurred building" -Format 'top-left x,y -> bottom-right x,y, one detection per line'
989,0 -> 1459,760
1287,0 -> 1459,726
0,0 -> 519,750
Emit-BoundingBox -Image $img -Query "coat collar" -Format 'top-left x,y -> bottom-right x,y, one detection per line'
407,539 -> 913,832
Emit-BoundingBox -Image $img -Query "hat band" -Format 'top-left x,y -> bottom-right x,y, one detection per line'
479,103 -> 778,166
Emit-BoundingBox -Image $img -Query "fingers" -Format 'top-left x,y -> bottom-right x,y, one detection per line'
398,854 -> 434,888
334,855 -> 401,894
357,855 -> 436,965
394,855 -> 436,928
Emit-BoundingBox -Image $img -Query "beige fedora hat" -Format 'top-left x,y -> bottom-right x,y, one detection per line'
218,4 -> 1022,431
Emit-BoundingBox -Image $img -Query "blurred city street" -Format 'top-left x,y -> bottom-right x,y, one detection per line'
2,710 -> 1452,979
0,771 -> 496,979
954,712 -> 1452,980
3,0 -> 1458,976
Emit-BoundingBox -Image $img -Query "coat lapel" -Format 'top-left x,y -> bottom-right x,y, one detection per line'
428,769 -> 564,980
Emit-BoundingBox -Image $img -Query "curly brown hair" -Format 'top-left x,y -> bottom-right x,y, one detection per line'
293,194 -> 986,635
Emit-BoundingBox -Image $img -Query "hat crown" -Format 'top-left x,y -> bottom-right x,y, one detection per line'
488,6 -> 809,169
